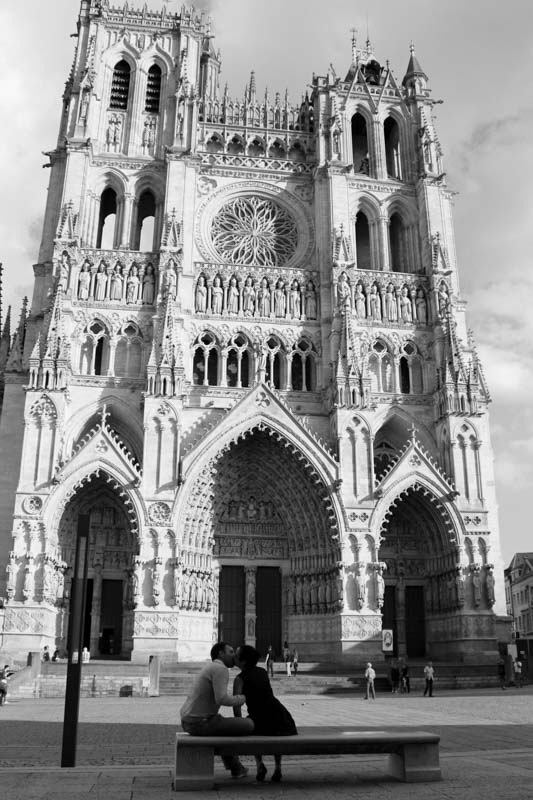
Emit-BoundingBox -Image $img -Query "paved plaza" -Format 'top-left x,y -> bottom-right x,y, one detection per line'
0,685 -> 532,799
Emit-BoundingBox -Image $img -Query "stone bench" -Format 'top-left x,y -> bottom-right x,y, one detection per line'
172,728 -> 441,790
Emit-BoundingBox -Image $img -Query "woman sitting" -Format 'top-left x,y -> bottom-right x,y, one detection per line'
233,645 -> 297,782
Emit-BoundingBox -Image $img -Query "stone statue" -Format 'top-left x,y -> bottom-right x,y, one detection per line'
110,265 -> 123,301
437,283 -> 449,316
304,280 -> 317,319
274,279 -> 286,317
355,565 -> 366,610
78,262 -> 91,300
455,567 -> 465,607
211,276 -> 223,314
472,568 -> 481,608
385,283 -> 397,321
289,280 -> 301,319
337,272 -> 351,311
257,277 -> 270,316
142,263 -> 155,305
195,275 -> 207,313
94,263 -> 107,301
375,564 -> 385,609
162,262 -> 177,299
227,277 -> 239,314
369,284 -> 381,320
126,266 -> 140,304
354,283 -> 366,318
415,287 -> 427,324
242,276 -> 255,316
399,286 -> 412,321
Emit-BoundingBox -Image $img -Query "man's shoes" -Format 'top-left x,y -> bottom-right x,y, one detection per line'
256,762 -> 267,781
231,765 -> 248,779
271,768 -> 282,782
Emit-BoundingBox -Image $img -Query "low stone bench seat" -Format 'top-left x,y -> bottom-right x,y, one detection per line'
173,728 -> 441,790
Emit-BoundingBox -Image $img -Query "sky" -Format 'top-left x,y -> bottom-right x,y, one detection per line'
0,0 -> 531,565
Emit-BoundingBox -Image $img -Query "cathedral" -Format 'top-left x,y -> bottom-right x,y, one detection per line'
0,0 -> 510,664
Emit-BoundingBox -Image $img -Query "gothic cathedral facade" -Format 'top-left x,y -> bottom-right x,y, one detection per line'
0,1 -> 509,663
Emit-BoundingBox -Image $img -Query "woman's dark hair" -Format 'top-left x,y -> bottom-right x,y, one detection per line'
238,645 -> 260,668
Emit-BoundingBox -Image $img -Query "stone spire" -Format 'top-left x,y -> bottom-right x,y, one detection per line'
402,43 -> 428,89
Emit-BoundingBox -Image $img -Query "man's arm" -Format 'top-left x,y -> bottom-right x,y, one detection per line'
232,675 -> 244,717
212,666 -> 245,708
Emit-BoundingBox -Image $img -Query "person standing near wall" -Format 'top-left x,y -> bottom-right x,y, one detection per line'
364,662 -> 376,700
423,661 -> 435,697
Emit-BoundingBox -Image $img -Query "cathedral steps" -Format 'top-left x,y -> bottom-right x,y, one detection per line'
4,659 -> 501,699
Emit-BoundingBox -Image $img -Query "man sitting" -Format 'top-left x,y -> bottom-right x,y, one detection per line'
180,642 -> 253,779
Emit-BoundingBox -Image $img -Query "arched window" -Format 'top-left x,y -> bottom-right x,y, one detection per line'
206,134 -> 223,153
193,332 -> 219,386
389,212 -> 407,272
355,211 -> 371,270
133,190 -> 156,251
369,340 -> 393,393
291,339 -> 316,391
96,188 -> 117,249
227,136 -> 244,154
351,113 -> 369,173
79,320 -> 110,376
145,65 -> 162,113
265,336 -> 283,389
226,334 -> 251,388
114,323 -> 143,377
268,140 -> 286,158
248,138 -> 265,156
288,142 -> 306,161
384,117 -> 401,179
399,356 -> 410,393
109,60 -> 131,110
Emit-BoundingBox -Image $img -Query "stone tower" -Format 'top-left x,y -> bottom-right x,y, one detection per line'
0,2 -> 509,664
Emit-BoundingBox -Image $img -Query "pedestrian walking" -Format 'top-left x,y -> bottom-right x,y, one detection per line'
233,645 -> 297,783
364,662 -> 376,699
179,641 -> 253,779
423,660 -> 435,697
292,649 -> 299,675
513,659 -> 523,688
0,664 -> 12,706
265,645 -> 275,678
400,660 -> 410,693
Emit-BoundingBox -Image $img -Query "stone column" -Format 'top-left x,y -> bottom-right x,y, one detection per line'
396,575 -> 407,657
245,567 -> 257,646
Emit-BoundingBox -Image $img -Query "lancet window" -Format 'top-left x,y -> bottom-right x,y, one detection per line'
355,211 -> 371,270
79,320 -> 110,376
114,323 -> 143,378
399,342 -> 424,394
384,116 -> 402,179
145,65 -> 162,113
192,332 -> 219,386
389,212 -> 408,273
290,339 -> 316,391
351,113 -> 369,174
133,190 -> 156,251
226,334 -> 251,388
96,188 -> 118,249
368,340 -> 393,393
264,336 -> 283,389
109,60 -> 131,110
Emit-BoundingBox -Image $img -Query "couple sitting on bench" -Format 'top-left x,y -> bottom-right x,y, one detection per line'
180,641 -> 297,782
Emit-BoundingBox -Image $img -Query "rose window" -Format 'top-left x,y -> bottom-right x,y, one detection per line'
211,196 -> 298,266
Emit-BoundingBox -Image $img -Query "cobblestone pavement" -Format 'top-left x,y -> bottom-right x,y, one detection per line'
0,685 -> 532,799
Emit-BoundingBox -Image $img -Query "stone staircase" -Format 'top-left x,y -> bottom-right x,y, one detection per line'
3,659 -> 501,700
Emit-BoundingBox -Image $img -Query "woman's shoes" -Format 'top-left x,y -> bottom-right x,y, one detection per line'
256,763 -> 267,782
271,768 -> 282,782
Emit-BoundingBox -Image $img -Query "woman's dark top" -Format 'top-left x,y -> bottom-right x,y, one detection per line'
238,665 -> 297,736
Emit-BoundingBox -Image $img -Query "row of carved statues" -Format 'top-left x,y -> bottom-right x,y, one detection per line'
426,565 -> 495,613
284,570 -> 344,615
195,274 -> 318,319
74,259 -> 179,304
336,273 -> 450,323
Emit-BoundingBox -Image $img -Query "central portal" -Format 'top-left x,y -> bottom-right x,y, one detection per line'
218,565 -> 282,656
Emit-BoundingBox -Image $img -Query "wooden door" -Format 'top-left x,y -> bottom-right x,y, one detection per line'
99,579 -> 123,656
255,567 -> 281,658
405,585 -> 425,657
